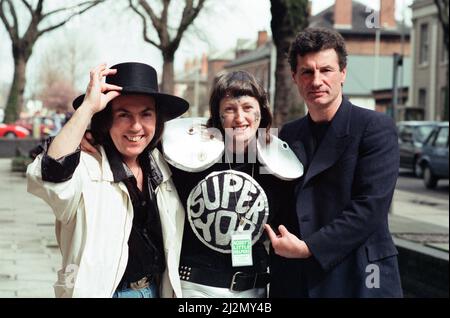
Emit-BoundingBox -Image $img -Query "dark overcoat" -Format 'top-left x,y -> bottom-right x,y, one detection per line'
270,98 -> 403,298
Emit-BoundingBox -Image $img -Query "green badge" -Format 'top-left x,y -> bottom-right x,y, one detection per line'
231,232 -> 253,267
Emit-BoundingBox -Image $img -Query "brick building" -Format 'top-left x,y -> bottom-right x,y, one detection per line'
223,0 -> 412,113
176,0 -> 413,118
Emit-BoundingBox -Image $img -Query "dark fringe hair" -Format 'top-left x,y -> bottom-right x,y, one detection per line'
90,94 -> 165,152
206,70 -> 273,143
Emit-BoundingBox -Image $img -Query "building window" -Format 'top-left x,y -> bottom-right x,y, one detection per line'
419,23 -> 429,64
418,88 -> 427,108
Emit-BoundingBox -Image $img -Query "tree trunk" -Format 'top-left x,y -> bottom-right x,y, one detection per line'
0,1 -> 103,123
5,55 -> 27,123
270,0 -> 308,127
273,40 -> 303,128
161,54 -> 175,95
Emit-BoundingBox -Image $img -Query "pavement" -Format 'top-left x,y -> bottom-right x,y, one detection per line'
0,159 -> 60,298
0,158 -> 448,298
390,188 -> 449,255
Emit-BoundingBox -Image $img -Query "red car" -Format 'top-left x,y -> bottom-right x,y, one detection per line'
15,117 -> 54,137
0,123 -> 30,138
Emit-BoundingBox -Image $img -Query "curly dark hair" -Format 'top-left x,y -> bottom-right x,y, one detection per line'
288,27 -> 348,72
207,70 -> 273,143
89,94 -> 165,151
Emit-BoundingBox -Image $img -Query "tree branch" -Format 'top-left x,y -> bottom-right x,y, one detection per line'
20,0 -> 33,15
158,0 -> 170,46
35,0 -> 44,19
160,0 -> 170,30
137,0 -> 162,33
42,0 -> 103,19
173,0 -> 206,48
6,0 -> 19,36
37,1 -> 103,37
0,0 -> 13,39
0,0 -> 20,41
129,0 -> 161,49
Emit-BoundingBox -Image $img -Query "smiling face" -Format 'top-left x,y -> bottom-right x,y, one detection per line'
109,94 -> 156,165
219,95 -> 261,151
292,48 -> 346,113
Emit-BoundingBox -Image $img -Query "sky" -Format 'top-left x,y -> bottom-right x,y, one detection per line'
0,0 -> 413,98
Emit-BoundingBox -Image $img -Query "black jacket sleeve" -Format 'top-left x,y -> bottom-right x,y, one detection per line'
41,138 -> 81,183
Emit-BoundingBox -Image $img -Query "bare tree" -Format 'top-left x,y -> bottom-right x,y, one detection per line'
38,31 -> 95,91
270,0 -> 309,127
0,0 -> 104,123
39,80 -> 77,112
34,35 -> 95,113
128,0 -> 207,94
434,0 -> 449,120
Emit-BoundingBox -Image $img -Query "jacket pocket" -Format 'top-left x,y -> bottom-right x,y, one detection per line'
365,240 -> 398,262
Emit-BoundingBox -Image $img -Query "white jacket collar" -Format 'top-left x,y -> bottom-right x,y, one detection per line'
82,146 -> 171,184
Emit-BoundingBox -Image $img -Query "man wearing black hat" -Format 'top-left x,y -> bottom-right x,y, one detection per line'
27,62 -> 189,298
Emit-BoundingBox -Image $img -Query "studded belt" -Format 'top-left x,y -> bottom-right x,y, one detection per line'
179,265 -> 269,292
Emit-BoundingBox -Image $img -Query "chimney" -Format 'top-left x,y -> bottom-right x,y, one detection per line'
334,0 -> 352,29
380,0 -> 396,29
257,31 -> 268,48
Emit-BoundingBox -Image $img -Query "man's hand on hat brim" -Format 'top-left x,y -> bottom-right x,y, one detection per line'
83,64 -> 122,114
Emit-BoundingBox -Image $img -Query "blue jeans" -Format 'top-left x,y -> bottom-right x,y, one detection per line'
112,283 -> 158,298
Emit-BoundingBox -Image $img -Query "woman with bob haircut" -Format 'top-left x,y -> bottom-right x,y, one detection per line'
167,70 -> 303,298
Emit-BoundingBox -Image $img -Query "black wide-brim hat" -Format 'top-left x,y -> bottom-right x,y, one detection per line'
72,62 -> 189,120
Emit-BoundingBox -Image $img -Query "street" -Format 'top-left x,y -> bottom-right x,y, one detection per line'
397,169 -> 449,202
393,169 -> 449,230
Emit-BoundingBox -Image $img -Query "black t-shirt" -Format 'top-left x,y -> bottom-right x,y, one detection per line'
307,114 -> 331,160
119,165 -> 166,284
102,142 -> 166,285
170,155 -> 283,274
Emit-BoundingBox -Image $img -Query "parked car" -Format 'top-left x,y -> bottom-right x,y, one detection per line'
397,121 -> 438,177
417,122 -> 449,189
0,123 -> 30,138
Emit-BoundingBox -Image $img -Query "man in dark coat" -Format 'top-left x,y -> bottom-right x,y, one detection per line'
265,28 -> 403,298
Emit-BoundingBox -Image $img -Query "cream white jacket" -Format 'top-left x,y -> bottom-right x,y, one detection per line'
26,147 -> 185,298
